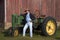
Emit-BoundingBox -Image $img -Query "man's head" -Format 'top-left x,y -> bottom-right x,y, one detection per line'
24,9 -> 30,13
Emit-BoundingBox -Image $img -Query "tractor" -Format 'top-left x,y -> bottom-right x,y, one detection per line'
8,14 -> 57,37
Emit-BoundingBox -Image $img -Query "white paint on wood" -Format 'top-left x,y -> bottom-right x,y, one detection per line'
5,0 -> 7,22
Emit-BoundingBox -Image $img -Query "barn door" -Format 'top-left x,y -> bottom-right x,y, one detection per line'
0,0 -> 4,29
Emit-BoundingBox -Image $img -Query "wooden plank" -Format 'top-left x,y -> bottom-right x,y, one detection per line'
55,0 -> 60,21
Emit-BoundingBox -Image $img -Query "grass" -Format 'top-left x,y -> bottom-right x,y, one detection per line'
54,29 -> 60,40
0,33 -> 55,40
0,29 -> 60,40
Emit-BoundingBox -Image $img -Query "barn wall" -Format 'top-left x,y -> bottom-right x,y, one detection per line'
6,0 -> 27,22
6,0 -> 56,22
5,0 -> 27,29
55,0 -> 60,21
27,0 -> 55,18
46,0 -> 55,17
5,0 -> 60,29
6,0 -> 21,22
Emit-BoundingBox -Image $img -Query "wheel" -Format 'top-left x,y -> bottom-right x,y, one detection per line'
13,28 -> 19,37
33,19 -> 39,29
41,16 -> 57,36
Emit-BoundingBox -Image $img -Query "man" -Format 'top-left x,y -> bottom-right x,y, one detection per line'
23,9 -> 34,38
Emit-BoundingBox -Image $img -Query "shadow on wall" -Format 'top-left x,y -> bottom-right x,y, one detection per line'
0,0 -> 4,30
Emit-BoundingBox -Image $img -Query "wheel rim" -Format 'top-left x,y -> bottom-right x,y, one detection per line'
46,20 -> 56,35
14,29 -> 18,37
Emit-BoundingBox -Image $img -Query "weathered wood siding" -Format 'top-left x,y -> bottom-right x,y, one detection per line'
55,0 -> 60,21
24,0 -> 56,18
6,0 -> 60,22
6,0 -> 26,22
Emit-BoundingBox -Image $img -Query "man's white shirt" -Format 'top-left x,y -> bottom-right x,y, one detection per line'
26,12 -> 32,22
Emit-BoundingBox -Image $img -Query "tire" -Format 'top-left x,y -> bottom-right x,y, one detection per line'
12,28 -> 19,37
41,16 -> 57,36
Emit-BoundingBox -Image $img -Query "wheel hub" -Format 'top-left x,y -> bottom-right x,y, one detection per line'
46,20 -> 56,35
14,29 -> 18,37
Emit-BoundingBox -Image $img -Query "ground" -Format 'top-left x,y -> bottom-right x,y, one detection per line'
0,29 -> 60,40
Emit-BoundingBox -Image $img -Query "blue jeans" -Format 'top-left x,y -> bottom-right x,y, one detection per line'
23,22 -> 33,37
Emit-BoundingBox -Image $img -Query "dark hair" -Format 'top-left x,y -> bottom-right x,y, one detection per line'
24,9 -> 30,12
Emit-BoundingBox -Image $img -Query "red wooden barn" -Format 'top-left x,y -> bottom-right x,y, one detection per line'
0,0 -> 60,29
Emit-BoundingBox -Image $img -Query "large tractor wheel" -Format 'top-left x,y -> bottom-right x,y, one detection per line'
12,28 -> 19,37
42,16 -> 57,36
